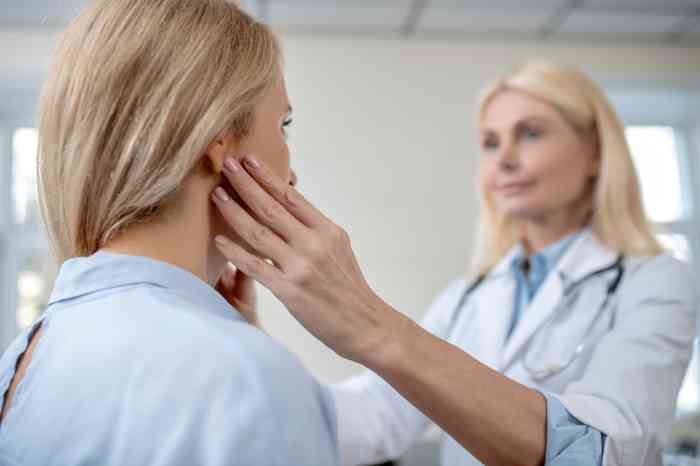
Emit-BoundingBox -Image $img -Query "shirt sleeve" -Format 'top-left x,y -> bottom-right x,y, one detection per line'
541,391 -> 605,466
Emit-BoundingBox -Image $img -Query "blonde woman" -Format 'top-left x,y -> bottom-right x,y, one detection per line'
0,1 -> 339,465
212,62 -> 697,466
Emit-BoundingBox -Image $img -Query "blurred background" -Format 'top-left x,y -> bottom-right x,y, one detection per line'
1,0 -> 699,464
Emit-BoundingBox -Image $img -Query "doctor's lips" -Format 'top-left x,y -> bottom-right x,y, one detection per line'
494,180 -> 535,196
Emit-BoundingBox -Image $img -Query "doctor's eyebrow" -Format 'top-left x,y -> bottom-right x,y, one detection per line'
480,115 -> 552,134
514,116 -> 552,128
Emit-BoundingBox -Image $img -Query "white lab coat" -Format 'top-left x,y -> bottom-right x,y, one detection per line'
331,229 -> 698,466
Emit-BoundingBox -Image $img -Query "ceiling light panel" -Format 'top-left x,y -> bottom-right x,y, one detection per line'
267,0 -> 414,31
418,2 -> 556,34
585,0 -> 700,10
558,10 -> 687,36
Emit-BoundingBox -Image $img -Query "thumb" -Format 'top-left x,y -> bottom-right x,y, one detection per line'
215,264 -> 236,298
232,267 -> 256,305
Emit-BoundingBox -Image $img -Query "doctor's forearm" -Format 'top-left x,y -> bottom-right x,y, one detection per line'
363,309 -> 547,466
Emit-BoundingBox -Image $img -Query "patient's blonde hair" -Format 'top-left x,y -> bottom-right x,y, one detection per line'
473,61 -> 662,276
38,0 -> 281,263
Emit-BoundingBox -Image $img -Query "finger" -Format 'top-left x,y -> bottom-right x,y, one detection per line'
212,187 -> 294,271
214,234 -> 284,293
240,155 -> 329,230
220,265 -> 257,311
222,158 -> 308,244
232,266 -> 256,304
221,263 -> 236,288
214,264 -> 236,298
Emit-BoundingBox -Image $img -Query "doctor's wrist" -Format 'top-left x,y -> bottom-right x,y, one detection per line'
354,302 -> 421,372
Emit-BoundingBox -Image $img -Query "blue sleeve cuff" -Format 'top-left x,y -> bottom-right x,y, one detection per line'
540,392 -> 606,466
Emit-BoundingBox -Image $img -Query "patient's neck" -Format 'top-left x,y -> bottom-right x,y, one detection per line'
102,202 -> 224,286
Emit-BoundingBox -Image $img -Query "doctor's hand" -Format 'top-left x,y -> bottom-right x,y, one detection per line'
211,155 -> 548,466
210,155 -> 406,363
215,264 -> 260,328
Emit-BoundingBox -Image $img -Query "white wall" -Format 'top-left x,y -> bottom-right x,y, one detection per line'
1,30 -> 699,382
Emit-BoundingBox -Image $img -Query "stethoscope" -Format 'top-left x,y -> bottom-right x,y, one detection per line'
447,255 -> 625,381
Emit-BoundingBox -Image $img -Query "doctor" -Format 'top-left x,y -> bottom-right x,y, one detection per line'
211,61 -> 697,466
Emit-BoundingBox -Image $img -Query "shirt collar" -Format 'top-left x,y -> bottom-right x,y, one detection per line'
510,230 -> 581,277
486,226 -> 619,286
48,251 -> 245,322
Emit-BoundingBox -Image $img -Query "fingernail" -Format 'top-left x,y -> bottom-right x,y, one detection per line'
224,158 -> 240,174
243,155 -> 260,169
214,187 -> 230,202
222,266 -> 235,287
215,235 -> 231,248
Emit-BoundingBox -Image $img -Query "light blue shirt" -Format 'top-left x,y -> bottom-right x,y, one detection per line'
0,251 -> 340,466
510,232 -> 605,466
509,231 -> 581,339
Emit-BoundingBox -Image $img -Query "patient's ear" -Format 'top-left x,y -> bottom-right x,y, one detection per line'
203,133 -> 240,174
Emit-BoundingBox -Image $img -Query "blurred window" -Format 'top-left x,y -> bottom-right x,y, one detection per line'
10,127 -> 55,331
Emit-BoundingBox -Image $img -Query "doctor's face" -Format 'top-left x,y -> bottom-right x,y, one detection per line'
478,90 -> 599,222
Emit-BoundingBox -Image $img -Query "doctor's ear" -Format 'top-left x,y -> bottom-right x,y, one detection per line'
202,134 -> 240,174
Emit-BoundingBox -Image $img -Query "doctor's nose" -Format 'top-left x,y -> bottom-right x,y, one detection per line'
289,169 -> 298,187
497,142 -> 520,172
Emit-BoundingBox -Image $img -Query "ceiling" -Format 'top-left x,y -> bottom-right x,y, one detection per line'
1,0 -> 699,44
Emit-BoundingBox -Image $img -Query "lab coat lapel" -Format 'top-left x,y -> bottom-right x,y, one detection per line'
500,264 -> 565,370
558,230 -> 619,286
500,229 -> 618,370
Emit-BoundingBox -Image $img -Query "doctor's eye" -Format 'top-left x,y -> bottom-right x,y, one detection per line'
282,118 -> 293,138
481,137 -> 498,152
520,126 -> 543,141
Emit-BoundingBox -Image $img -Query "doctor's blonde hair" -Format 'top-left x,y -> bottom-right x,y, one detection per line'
38,0 -> 281,263
473,61 -> 662,276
